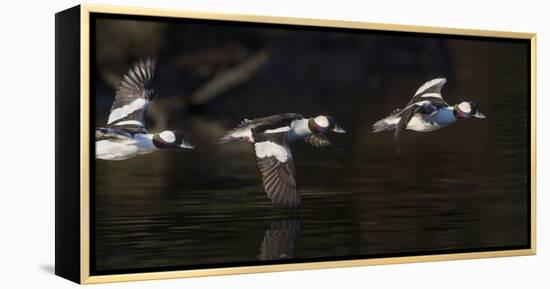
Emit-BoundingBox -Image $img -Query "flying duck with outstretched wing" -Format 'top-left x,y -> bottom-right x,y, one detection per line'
96,59 -> 193,161
221,113 -> 347,209
373,78 -> 485,152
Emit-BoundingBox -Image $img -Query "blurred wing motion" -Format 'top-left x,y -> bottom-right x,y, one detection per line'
107,58 -> 156,134
304,134 -> 348,151
259,219 -> 301,260
254,134 -> 301,209
189,50 -> 270,105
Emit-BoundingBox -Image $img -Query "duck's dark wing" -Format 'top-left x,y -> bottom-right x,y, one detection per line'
221,113 -> 303,143
304,134 -> 348,151
258,219 -> 301,260
250,113 -> 304,133
95,127 -> 132,141
254,133 -> 300,209
106,59 -> 156,133
408,78 -> 449,107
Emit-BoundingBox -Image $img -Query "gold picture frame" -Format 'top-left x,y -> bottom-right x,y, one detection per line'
55,4 -> 536,284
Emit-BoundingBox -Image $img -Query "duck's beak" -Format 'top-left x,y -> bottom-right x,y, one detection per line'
332,124 -> 346,133
473,112 -> 486,119
180,141 -> 194,149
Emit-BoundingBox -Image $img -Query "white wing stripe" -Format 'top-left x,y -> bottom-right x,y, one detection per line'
107,98 -> 148,124
255,141 -> 289,162
265,127 -> 291,133
420,92 -> 443,99
414,78 -> 446,96
112,120 -> 144,127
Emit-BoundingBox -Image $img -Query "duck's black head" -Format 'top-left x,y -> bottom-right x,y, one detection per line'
308,115 -> 346,134
152,131 -> 194,149
453,101 -> 486,119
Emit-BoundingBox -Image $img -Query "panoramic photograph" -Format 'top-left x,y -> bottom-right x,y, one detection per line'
91,13 -> 530,274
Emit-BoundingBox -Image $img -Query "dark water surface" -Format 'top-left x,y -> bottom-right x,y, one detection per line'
92,16 -> 530,273
94,106 -> 529,272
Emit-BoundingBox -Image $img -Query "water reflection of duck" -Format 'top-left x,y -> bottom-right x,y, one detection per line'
221,113 -> 347,209
96,59 -> 193,161
373,78 -> 485,152
258,219 -> 301,261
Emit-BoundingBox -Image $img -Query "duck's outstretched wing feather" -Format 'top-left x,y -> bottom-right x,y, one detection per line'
304,134 -> 348,151
254,133 -> 300,209
107,59 -> 156,131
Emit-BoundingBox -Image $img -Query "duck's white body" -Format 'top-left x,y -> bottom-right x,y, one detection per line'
286,119 -> 313,141
380,107 -> 457,132
96,134 -> 157,160
408,107 -> 456,131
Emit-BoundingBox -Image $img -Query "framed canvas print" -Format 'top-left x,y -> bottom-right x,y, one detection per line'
55,4 -> 536,284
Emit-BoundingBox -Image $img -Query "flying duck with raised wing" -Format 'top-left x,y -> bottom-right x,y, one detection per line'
221,113 -> 347,209
372,78 -> 485,151
96,59 -> 193,161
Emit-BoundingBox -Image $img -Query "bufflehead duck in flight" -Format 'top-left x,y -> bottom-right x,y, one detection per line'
221,113 -> 347,209
96,59 -> 193,161
372,78 -> 485,151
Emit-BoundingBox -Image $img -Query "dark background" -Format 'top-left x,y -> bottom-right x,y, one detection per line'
92,14 -> 530,274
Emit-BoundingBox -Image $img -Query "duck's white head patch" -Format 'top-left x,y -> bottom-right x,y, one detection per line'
314,116 -> 329,128
159,131 -> 176,143
458,101 -> 472,113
